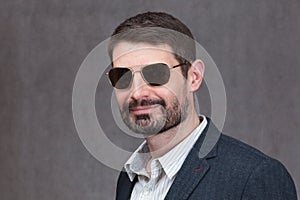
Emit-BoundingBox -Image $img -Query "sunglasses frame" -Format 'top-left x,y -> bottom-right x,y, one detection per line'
106,62 -> 189,89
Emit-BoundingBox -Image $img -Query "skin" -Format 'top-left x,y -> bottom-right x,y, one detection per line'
112,41 -> 205,159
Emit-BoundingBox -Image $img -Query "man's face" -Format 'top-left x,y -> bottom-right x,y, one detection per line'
111,42 -> 191,136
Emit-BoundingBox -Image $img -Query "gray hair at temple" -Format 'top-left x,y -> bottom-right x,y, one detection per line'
108,12 -> 196,78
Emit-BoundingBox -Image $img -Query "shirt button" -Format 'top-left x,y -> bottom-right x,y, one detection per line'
143,188 -> 149,195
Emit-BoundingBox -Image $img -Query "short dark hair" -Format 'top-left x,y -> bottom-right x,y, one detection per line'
108,12 -> 196,78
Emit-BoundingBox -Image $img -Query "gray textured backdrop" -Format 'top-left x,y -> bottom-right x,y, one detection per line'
1,0 -> 299,199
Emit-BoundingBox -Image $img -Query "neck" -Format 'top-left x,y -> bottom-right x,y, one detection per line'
145,111 -> 200,158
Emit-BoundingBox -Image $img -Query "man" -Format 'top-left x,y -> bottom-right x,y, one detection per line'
106,12 -> 297,199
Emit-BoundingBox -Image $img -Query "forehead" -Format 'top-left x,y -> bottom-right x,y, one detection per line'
112,42 -> 177,67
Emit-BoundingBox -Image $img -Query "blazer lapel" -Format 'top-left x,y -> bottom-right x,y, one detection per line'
165,119 -> 220,200
116,171 -> 137,200
165,150 -> 211,200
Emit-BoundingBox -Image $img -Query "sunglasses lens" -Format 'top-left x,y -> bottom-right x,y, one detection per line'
142,63 -> 170,86
108,68 -> 132,89
108,63 -> 171,89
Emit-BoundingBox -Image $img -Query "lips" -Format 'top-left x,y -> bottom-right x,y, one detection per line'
129,105 -> 160,115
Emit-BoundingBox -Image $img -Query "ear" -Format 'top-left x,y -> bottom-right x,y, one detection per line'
187,59 -> 205,92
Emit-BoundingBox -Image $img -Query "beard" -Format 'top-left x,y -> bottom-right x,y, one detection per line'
120,95 -> 189,136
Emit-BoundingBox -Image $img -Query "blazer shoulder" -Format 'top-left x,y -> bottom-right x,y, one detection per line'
214,133 -> 293,177
216,134 -> 297,198
218,134 -> 272,163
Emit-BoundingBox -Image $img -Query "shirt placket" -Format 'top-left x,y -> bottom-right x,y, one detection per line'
140,159 -> 162,200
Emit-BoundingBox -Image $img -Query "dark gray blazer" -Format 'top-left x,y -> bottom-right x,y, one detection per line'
116,118 -> 297,199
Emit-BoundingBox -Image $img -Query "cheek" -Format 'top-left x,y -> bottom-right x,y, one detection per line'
158,87 -> 186,107
163,77 -> 187,101
167,71 -> 187,89
114,91 -> 128,108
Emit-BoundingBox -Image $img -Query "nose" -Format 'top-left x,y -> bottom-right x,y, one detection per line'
130,72 -> 151,100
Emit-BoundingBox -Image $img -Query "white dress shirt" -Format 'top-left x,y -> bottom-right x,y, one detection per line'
124,115 -> 207,200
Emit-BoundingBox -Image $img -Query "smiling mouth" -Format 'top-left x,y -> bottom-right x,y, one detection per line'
129,105 -> 160,115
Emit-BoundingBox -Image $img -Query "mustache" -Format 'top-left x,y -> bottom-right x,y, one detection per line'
126,98 -> 166,109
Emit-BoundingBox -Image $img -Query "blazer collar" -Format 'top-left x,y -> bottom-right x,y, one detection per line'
164,118 -> 221,200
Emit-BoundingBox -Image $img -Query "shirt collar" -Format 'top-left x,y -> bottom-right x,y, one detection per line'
124,140 -> 150,181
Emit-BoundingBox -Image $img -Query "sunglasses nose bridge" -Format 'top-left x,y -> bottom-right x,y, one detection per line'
130,75 -> 152,100
130,69 -> 149,89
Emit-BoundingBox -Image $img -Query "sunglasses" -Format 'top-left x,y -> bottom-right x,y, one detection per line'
106,62 -> 188,89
